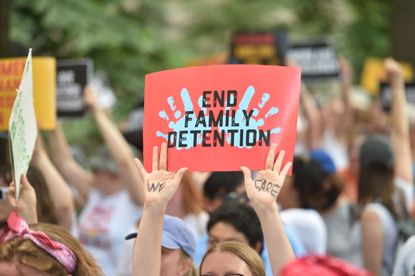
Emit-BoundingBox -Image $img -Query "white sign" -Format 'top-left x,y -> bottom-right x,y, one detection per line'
8,49 -> 38,199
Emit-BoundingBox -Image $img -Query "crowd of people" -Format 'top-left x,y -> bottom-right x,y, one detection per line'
0,57 -> 415,276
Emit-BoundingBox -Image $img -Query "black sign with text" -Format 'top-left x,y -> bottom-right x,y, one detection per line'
288,41 -> 339,80
57,59 -> 93,117
379,82 -> 415,112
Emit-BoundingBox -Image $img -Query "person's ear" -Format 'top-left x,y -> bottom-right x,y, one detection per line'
178,256 -> 193,276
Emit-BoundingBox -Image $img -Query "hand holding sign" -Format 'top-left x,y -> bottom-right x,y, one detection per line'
241,143 -> 292,210
134,143 -> 187,210
8,175 -> 38,224
84,85 -> 99,112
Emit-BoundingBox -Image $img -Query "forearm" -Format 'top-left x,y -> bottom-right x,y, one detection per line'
47,128 -> 93,202
91,108 -> 145,205
391,75 -> 413,183
132,204 -> 165,276
31,153 -> 74,230
300,85 -> 321,149
254,204 -> 294,276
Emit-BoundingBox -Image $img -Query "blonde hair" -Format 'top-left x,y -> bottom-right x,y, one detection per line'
0,223 -> 102,276
180,250 -> 198,276
200,241 -> 265,276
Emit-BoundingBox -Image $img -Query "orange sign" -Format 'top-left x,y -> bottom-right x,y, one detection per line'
0,57 -> 56,130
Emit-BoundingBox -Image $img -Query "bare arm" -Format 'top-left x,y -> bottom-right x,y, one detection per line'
241,144 -> 294,276
132,143 -> 187,276
386,58 -> 413,184
300,84 -> 322,150
31,135 -> 74,230
47,125 -> 93,207
85,87 -> 145,206
361,208 -> 383,275
334,58 -> 354,138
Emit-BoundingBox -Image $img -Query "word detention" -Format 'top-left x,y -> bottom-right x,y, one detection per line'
166,90 -> 275,148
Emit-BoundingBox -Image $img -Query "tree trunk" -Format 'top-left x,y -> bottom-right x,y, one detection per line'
0,0 -> 10,167
0,0 -> 10,57
391,0 -> 415,67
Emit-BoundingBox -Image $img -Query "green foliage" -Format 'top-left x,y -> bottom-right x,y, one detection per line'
9,0 -> 391,144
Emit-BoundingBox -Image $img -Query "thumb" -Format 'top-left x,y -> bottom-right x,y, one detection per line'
20,175 -> 34,191
240,166 -> 252,182
7,182 -> 17,207
173,168 -> 188,183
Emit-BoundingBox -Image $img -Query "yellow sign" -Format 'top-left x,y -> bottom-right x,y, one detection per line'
361,58 -> 413,94
0,57 -> 56,130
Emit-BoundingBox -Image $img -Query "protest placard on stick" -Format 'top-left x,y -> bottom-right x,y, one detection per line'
8,49 -> 38,199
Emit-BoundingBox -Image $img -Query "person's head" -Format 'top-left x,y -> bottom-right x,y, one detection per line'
0,219 -> 102,275
0,166 -> 57,224
202,172 -> 245,214
200,241 -> 265,276
207,202 -> 264,254
89,146 -> 124,194
358,135 -> 396,216
160,215 -> 197,276
127,215 -> 197,276
279,153 -> 343,212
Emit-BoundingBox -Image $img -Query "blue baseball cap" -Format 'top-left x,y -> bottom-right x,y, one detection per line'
125,215 -> 196,258
310,149 -> 336,174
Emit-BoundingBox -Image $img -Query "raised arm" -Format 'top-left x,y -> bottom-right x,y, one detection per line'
47,125 -> 93,207
335,58 -> 354,138
300,83 -> 322,150
241,144 -> 294,276
30,135 -> 74,230
386,58 -> 413,184
84,86 -> 145,206
132,143 -> 187,276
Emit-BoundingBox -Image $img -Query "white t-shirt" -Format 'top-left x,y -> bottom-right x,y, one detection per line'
78,189 -> 142,276
280,208 -> 327,254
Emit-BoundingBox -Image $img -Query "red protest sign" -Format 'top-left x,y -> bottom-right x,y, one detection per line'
143,65 -> 300,173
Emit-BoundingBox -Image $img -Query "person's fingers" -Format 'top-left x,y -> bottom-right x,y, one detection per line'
134,158 -> 148,178
7,183 -> 16,207
8,181 -> 15,189
273,150 -> 286,171
159,143 -> 167,170
240,166 -> 252,182
173,168 -> 188,183
152,146 -> 159,171
265,143 -> 277,170
279,161 -> 292,180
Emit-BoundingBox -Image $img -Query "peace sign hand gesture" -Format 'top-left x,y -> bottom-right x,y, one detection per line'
134,143 -> 187,210
241,144 -> 292,210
